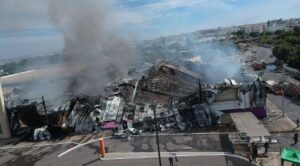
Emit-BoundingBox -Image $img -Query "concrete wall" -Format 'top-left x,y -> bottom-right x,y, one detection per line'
0,82 -> 11,138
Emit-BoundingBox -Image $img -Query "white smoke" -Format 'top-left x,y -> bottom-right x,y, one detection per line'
196,42 -> 243,83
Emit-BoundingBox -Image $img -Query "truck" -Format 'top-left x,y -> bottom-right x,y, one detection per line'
285,77 -> 300,98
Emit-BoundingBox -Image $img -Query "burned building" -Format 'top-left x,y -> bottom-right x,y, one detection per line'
1,61 -> 267,139
114,63 -> 202,130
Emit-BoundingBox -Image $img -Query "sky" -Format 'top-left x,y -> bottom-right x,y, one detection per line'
0,0 -> 300,59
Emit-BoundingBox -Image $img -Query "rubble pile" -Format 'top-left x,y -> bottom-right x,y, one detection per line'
4,62 -> 267,140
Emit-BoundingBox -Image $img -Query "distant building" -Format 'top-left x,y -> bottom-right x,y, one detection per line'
241,23 -> 267,33
259,23 -> 267,33
267,24 -> 285,32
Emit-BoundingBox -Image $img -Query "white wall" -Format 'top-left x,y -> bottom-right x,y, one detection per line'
0,82 -> 11,138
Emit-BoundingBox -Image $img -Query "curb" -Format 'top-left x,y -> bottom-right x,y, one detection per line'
100,152 -> 249,161
100,152 -> 259,166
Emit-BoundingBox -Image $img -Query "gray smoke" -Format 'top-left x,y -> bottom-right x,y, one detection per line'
192,42 -> 243,83
144,40 -> 244,83
49,0 -> 134,95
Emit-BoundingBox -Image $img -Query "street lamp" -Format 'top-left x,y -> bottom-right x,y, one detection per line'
281,64 -> 288,117
150,104 -> 162,166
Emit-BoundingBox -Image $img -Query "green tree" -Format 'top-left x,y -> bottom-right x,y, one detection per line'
249,31 -> 260,37
273,45 -> 290,62
293,26 -> 300,36
288,55 -> 300,70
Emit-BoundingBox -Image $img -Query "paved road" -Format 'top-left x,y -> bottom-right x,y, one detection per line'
79,133 -> 233,153
0,142 -> 250,166
250,45 -> 274,63
267,94 -> 300,122
266,93 -> 300,152
58,156 -> 250,166
0,133 -> 246,166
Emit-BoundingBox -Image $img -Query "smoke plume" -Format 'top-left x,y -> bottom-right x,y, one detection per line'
49,0 -> 134,95
192,42 -> 243,83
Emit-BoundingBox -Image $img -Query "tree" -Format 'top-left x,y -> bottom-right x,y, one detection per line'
233,30 -> 246,37
288,55 -> 300,70
265,32 -> 273,36
293,26 -> 300,36
275,30 -> 284,35
273,45 -> 290,62
260,36 -> 273,44
249,32 -> 260,37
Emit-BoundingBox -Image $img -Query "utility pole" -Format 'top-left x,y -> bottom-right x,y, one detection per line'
280,32 -> 285,117
282,66 -> 285,117
198,79 -> 202,104
151,104 -> 162,166
42,96 -> 48,124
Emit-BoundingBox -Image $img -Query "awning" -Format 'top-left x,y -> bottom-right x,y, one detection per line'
102,121 -> 117,129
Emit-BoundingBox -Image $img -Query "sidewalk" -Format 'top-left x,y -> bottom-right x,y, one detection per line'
265,99 -> 297,132
0,132 -> 107,149
104,152 -> 225,159
102,151 -> 248,161
258,153 -> 295,166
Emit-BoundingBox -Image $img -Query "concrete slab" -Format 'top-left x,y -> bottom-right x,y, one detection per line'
265,117 -> 297,132
259,153 -> 295,166
104,152 -> 227,159
266,98 -> 283,117
265,99 -> 297,132
230,112 -> 271,138
104,133 -> 234,153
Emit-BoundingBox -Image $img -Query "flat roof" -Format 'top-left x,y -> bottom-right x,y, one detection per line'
230,112 -> 270,138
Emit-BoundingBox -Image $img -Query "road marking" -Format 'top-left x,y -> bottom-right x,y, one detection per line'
56,137 -> 259,166
58,137 -> 111,158
0,141 -> 79,150
57,132 -> 235,158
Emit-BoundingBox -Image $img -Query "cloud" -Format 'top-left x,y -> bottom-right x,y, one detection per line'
1,0 -> 300,54
0,34 -> 63,58
113,0 -> 233,38
113,1 -> 231,28
0,0 -> 232,37
132,0 -> 227,10
0,0 -> 51,31
113,10 -> 149,25
211,0 -> 300,27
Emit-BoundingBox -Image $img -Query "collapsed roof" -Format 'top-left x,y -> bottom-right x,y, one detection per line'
4,62 -> 267,139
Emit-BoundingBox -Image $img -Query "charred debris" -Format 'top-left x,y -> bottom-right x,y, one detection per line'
5,62 -> 267,141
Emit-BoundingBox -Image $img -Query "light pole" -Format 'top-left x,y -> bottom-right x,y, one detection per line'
281,63 -> 285,117
280,32 -> 285,117
151,104 -> 162,166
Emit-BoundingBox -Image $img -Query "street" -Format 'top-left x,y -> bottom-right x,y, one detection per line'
0,142 -> 250,166
267,94 -> 300,122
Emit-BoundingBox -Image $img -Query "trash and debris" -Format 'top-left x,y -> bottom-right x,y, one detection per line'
4,62 -> 268,140
33,126 -> 51,141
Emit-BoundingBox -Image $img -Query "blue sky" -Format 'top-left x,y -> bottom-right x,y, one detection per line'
1,0 -> 300,58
